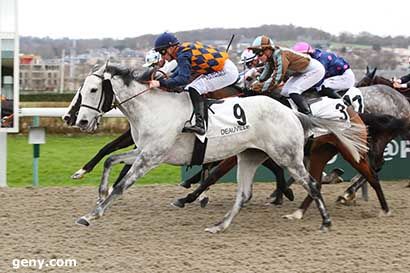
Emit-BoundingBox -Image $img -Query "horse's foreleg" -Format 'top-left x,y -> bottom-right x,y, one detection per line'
205,151 -> 266,233
76,152 -> 162,226
173,156 -> 236,208
98,149 -> 140,203
336,175 -> 366,205
72,129 -> 133,179
112,164 -> 132,188
179,161 -> 220,189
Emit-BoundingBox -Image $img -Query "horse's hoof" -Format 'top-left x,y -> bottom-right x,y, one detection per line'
406,183 -> 410,188
199,197 -> 209,208
205,225 -> 223,234
284,188 -> 295,201
179,181 -> 192,189
71,169 -> 87,180
76,217 -> 90,226
378,210 -> 392,217
320,223 -> 331,233
270,190 -> 277,198
171,199 -> 185,208
282,209 -> 303,220
336,195 -> 346,204
336,195 -> 356,206
270,196 -> 283,206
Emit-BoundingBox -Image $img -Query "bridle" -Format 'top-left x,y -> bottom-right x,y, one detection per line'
79,73 -> 109,115
79,71 -> 154,117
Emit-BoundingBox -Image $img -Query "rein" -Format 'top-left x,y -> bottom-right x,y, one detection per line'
114,86 -> 152,108
80,72 -> 153,117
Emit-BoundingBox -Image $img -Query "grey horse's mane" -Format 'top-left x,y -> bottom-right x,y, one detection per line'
105,65 -> 136,86
91,64 -> 144,86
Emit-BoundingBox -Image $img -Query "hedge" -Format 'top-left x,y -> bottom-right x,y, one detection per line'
20,92 -> 76,102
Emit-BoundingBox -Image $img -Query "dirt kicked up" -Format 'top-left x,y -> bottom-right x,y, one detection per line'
1,181 -> 410,273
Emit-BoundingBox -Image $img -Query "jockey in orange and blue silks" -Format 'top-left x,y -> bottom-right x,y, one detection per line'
148,32 -> 238,135
293,42 -> 355,99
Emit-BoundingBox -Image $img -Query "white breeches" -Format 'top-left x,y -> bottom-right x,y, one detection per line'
186,59 -> 239,94
281,58 -> 325,97
320,69 -> 355,91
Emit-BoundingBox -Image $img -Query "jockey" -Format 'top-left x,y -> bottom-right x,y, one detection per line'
237,49 -> 262,89
292,42 -> 355,99
143,49 -> 162,68
143,49 -> 178,78
392,57 -> 410,89
248,35 -> 325,115
149,32 -> 239,135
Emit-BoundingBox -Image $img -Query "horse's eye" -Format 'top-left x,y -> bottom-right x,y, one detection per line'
90,88 -> 98,93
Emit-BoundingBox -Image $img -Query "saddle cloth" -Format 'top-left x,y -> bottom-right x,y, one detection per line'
194,97 -> 252,142
289,97 -> 351,137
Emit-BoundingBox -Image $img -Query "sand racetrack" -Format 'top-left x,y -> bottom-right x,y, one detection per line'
1,181 -> 410,272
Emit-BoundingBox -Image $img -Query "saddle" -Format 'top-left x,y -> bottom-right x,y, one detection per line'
187,85 -> 243,166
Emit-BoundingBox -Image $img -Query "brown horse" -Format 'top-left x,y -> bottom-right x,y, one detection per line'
356,67 -> 410,100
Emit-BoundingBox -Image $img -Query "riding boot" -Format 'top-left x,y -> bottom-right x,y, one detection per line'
183,88 -> 206,135
289,93 -> 312,115
318,86 -> 341,99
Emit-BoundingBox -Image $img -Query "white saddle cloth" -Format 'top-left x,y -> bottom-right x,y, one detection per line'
289,96 -> 351,137
194,97 -> 252,142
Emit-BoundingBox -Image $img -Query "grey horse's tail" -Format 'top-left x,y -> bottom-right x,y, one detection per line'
295,113 -> 368,163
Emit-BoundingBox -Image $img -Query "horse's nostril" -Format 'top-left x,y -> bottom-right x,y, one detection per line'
63,115 -> 70,121
79,119 -> 88,126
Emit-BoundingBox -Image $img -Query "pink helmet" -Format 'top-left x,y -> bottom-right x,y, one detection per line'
292,42 -> 314,54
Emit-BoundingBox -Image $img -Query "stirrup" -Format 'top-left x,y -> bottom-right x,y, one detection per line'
182,124 -> 206,135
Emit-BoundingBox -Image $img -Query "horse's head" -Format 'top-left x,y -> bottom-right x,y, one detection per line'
356,66 -> 377,87
75,63 -> 115,132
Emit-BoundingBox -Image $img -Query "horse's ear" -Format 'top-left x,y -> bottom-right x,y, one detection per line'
366,66 -> 369,74
370,67 -> 377,79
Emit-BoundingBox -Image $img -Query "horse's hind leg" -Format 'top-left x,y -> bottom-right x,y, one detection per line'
205,150 -> 266,233
72,129 -> 133,179
98,148 -> 140,202
76,151 -> 162,226
286,160 -> 332,231
284,143 -> 337,220
338,152 -> 390,216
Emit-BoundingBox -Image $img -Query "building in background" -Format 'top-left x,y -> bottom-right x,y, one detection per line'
0,0 -> 19,132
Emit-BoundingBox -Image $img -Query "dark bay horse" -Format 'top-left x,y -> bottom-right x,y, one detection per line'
356,67 -> 410,101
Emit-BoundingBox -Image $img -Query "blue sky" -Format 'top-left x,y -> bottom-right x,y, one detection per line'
18,0 -> 410,39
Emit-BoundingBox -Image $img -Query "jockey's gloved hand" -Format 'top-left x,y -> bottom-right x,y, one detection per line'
250,81 -> 263,92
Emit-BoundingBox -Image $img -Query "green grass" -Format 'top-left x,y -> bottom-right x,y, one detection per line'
7,134 -> 180,187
